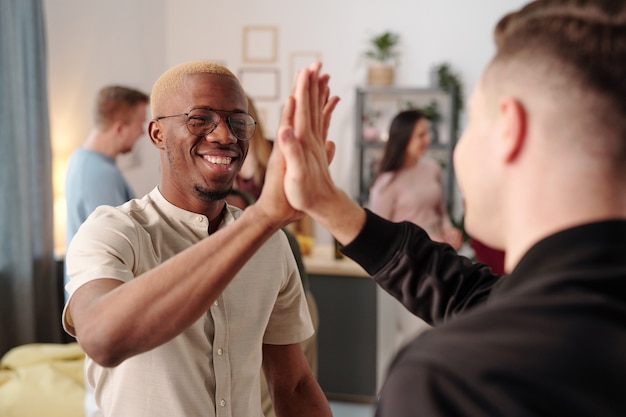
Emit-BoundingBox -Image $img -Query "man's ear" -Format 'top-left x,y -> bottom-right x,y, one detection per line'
112,120 -> 125,135
148,120 -> 165,149
498,97 -> 527,163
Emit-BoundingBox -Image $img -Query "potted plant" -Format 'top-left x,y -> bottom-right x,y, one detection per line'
432,62 -> 464,141
431,62 -> 468,240
364,31 -> 400,86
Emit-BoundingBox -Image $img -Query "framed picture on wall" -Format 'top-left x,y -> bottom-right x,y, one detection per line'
242,26 -> 278,64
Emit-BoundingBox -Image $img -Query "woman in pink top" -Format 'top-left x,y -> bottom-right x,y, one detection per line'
370,109 -> 462,248
370,109 -> 463,348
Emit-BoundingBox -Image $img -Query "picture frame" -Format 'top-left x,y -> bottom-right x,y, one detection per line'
242,25 -> 278,64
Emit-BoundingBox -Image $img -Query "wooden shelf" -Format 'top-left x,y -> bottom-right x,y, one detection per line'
303,244 -> 369,278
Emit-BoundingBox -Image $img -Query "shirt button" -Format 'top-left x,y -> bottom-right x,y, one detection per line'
196,216 -> 203,222
220,399 -> 226,407
213,300 -> 218,306
217,348 -> 223,356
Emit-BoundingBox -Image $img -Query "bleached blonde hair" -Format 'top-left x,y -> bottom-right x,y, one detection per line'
150,60 -> 238,117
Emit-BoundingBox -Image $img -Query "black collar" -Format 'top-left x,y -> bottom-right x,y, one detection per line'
494,220 -> 626,296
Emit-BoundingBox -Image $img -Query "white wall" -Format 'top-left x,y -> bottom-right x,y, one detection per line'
45,0 -> 528,249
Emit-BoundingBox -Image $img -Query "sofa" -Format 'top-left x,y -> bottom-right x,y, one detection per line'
0,342 -> 85,417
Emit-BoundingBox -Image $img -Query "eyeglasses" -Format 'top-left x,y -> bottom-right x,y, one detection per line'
155,108 -> 257,141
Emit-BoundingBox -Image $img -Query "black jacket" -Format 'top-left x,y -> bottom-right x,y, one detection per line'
343,210 -> 626,417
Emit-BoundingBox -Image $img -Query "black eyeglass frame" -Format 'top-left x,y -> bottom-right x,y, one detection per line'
154,108 -> 257,141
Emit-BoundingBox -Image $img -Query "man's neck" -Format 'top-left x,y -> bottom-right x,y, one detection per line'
157,183 -> 229,232
208,205 -> 226,234
83,129 -> 119,159
502,180 -> 626,273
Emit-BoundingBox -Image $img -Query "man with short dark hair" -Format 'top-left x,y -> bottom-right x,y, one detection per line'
65,85 -> 149,262
65,85 -> 150,417
277,1 -> 626,415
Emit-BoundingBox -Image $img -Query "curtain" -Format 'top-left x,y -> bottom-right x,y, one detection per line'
0,0 -> 62,357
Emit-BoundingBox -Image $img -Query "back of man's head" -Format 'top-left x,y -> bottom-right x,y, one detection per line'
486,0 -> 626,166
95,85 -> 150,131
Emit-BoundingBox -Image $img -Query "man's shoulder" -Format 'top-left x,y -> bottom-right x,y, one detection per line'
69,147 -> 112,164
117,192 -> 154,213
83,192 -> 155,227
67,148 -> 119,179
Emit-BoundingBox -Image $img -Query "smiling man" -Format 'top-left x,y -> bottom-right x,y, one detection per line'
62,61 -> 336,417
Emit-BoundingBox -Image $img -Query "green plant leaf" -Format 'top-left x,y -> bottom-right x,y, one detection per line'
366,31 -> 400,62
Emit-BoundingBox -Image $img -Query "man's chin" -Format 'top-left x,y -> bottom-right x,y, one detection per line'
194,185 -> 230,202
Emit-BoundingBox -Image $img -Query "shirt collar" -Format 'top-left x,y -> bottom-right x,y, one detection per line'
148,186 -> 240,232
494,220 -> 626,295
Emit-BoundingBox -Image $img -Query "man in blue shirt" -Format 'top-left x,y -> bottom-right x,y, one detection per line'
64,85 -> 149,417
65,85 -> 149,270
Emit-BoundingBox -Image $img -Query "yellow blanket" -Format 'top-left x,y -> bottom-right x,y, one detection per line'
0,343 -> 85,417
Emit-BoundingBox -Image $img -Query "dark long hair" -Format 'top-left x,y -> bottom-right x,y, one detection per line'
371,109 -> 425,186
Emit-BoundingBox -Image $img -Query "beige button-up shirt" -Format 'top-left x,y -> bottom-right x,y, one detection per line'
63,187 -> 313,417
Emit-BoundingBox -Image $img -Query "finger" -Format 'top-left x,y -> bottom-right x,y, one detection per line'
280,95 -> 296,131
290,68 -> 304,96
325,140 -> 336,165
308,63 -> 321,136
278,94 -> 303,161
322,96 -> 340,140
294,67 -> 312,139
269,98 -> 293,178
309,61 -> 322,72
321,76 -> 330,109
317,74 -> 330,137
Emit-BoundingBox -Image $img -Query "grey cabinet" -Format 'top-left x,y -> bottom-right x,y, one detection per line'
304,246 -> 401,403
309,272 -> 378,402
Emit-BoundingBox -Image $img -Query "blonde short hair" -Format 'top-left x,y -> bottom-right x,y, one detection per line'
150,61 -> 238,117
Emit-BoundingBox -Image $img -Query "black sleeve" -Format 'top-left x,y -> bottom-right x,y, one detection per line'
341,210 -> 500,325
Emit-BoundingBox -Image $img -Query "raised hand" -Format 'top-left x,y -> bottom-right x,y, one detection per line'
277,62 -> 339,212
254,63 -> 338,226
277,62 -> 368,245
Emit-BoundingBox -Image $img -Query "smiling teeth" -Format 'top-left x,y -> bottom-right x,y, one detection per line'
205,156 -> 232,165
